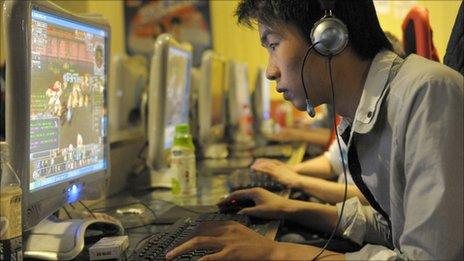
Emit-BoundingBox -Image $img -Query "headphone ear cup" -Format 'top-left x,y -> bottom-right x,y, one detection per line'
310,16 -> 349,56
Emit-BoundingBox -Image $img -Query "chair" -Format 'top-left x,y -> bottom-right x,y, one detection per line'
401,6 -> 440,61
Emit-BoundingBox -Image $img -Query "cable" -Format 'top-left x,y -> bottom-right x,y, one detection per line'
300,42 -> 320,106
78,200 -> 97,219
62,206 -> 72,219
137,201 -> 158,219
311,57 -> 348,260
137,141 -> 148,161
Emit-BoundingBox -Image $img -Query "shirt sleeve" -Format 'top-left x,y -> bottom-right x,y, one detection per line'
324,138 -> 354,184
336,198 -> 392,247
337,198 -> 406,261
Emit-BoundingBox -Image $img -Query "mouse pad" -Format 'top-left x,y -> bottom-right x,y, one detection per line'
153,205 -> 218,225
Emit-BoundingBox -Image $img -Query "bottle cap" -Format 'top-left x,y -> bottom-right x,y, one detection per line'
175,124 -> 190,135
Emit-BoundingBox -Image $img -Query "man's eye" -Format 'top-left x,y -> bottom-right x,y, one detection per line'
268,43 -> 278,51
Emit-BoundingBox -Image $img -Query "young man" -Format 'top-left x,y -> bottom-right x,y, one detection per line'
167,1 -> 463,260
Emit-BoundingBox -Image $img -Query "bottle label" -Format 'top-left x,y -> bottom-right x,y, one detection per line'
0,236 -> 22,261
171,151 -> 196,196
0,186 -> 22,261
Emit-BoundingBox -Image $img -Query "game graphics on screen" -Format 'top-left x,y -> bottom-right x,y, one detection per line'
28,14 -> 107,191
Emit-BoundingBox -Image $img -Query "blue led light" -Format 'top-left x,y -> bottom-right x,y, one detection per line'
67,184 -> 82,203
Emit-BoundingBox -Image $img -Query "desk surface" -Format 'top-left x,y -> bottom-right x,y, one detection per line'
81,143 -> 307,258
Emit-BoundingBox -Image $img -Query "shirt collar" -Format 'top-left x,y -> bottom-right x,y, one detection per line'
352,50 -> 398,134
337,50 -> 397,146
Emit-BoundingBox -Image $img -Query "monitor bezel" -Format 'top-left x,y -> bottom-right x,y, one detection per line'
4,0 -> 111,230
198,50 -> 226,145
226,61 -> 253,138
252,67 -> 272,135
147,34 -> 192,170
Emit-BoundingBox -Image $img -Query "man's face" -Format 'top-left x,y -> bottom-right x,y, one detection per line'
259,23 -> 327,111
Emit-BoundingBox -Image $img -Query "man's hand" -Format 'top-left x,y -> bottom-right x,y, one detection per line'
251,158 -> 302,188
165,220 -> 323,260
218,187 -> 291,219
165,221 -> 283,260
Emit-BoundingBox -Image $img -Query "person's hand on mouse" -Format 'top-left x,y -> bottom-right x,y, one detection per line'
251,158 -> 302,188
218,188 -> 291,220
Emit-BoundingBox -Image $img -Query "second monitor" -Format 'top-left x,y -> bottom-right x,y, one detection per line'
147,34 -> 193,188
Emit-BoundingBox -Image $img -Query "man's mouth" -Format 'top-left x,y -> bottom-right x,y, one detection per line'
281,91 -> 291,100
277,87 -> 291,100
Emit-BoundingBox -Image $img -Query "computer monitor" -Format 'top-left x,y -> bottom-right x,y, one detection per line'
4,0 -> 110,231
252,67 -> 273,137
147,34 -> 192,186
109,53 -> 148,135
198,50 -> 227,145
226,61 -> 254,145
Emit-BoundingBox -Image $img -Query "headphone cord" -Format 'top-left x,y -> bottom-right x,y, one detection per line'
311,56 -> 349,260
300,42 -> 319,103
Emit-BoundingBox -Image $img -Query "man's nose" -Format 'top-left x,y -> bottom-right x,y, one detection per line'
266,63 -> 279,81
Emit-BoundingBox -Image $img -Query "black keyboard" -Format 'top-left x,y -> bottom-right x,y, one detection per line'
132,213 -> 251,260
201,157 -> 254,173
227,169 -> 286,192
252,144 -> 293,159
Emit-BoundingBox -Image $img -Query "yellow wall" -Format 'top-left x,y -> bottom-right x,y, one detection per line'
85,1 -> 125,56
1,0 -> 460,99
210,1 -> 271,96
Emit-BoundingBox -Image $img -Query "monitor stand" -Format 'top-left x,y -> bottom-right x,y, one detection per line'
129,166 -> 173,190
149,168 -> 173,189
23,215 -> 123,260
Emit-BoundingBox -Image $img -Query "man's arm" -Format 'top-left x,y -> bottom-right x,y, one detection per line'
271,127 -> 332,147
292,176 -> 369,205
292,154 -> 337,179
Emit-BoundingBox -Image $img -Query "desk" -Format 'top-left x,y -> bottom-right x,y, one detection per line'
81,143 -> 307,258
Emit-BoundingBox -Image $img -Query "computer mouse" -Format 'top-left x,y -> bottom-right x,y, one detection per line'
218,198 -> 255,214
279,232 -> 306,243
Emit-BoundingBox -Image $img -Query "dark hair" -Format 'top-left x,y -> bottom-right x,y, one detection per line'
235,0 -> 393,60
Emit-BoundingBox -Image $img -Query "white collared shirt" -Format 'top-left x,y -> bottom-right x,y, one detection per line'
335,50 -> 464,260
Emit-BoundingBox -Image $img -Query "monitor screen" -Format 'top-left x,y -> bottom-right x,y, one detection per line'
163,46 -> 191,149
29,9 -> 108,192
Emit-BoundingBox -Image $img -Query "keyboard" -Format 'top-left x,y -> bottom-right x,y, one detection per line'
132,213 -> 251,260
227,169 -> 286,192
252,144 -> 293,159
201,157 -> 254,173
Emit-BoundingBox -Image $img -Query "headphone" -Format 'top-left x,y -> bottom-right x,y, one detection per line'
304,2 -> 351,260
311,0 -> 349,56
303,0 -> 348,117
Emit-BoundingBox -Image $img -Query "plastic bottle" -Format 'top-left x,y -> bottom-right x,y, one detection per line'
170,124 -> 197,196
0,142 -> 23,261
